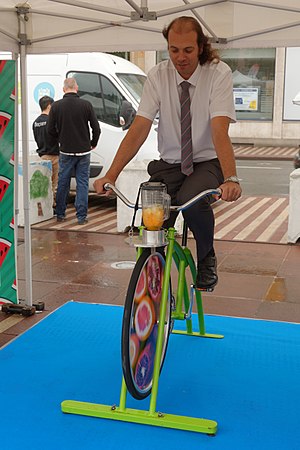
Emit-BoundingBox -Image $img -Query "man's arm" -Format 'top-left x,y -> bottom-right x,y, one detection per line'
32,121 -> 39,147
47,107 -> 58,139
93,115 -> 152,194
89,106 -> 101,148
211,116 -> 242,202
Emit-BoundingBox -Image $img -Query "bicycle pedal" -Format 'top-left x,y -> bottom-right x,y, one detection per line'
193,284 -> 215,293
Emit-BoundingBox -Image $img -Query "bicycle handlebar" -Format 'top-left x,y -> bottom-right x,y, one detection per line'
104,183 -> 222,212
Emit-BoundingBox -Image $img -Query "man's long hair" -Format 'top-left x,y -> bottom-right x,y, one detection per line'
162,16 -> 219,66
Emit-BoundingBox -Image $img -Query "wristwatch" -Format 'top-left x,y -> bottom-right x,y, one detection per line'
223,176 -> 240,184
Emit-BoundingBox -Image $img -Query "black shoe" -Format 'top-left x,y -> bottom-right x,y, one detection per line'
78,218 -> 88,225
196,255 -> 218,290
57,217 -> 66,223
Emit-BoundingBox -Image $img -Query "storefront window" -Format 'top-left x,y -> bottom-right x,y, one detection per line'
219,48 -> 275,121
157,48 -> 276,121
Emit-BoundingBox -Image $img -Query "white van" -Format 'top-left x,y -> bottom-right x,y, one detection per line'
27,53 -> 158,191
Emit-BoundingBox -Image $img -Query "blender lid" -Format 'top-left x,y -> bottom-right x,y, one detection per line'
141,181 -> 166,190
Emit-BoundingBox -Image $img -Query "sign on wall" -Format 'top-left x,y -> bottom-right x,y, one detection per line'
233,87 -> 259,111
0,60 -> 17,305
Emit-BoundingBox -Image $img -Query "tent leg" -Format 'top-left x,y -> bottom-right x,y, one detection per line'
19,39 -> 33,306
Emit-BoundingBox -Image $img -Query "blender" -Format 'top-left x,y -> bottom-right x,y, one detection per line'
140,182 -> 170,246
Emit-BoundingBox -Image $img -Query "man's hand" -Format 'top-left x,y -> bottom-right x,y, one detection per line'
219,181 -> 242,202
93,177 -> 115,196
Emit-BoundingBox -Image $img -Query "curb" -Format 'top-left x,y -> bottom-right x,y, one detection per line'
235,155 -> 293,161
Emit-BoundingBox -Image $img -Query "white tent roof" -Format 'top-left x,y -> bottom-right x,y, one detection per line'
1,1 -> 300,55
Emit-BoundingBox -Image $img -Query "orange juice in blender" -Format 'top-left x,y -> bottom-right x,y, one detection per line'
141,182 -> 170,231
142,205 -> 164,230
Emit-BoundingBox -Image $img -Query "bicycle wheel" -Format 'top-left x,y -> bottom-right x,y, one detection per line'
122,249 -> 172,400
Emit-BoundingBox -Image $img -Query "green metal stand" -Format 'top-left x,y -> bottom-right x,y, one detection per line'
172,329 -> 223,338
61,400 -> 217,435
61,228 -> 222,435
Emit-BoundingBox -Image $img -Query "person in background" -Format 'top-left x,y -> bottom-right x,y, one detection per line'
293,150 -> 300,169
94,16 -> 242,290
32,95 -> 59,213
47,78 -> 101,225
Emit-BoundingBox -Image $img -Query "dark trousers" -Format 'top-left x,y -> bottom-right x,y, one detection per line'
147,158 -> 224,261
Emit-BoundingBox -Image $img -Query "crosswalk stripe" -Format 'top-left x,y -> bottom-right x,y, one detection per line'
0,315 -> 24,332
238,147 -> 256,155
86,217 -> 119,232
65,214 -> 117,231
256,207 -> 289,242
280,231 -> 288,244
215,197 -> 271,239
255,147 -> 274,156
234,146 -> 253,153
275,147 -> 292,155
286,148 -> 298,155
30,195 -> 290,245
214,197 -> 257,225
88,210 -> 116,220
232,198 -> 286,241
233,144 -> 298,158
267,147 -> 286,156
33,206 -> 115,229
246,147 -> 267,156
212,199 -> 232,213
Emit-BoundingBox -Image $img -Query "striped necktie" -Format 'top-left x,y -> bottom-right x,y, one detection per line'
180,81 -> 193,176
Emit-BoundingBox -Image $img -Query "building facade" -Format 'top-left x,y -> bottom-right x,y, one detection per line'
132,47 -> 300,147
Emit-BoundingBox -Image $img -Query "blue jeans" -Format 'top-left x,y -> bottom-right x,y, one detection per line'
56,153 -> 90,221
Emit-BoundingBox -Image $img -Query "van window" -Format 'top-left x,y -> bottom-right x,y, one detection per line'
116,73 -> 146,103
67,71 -> 125,127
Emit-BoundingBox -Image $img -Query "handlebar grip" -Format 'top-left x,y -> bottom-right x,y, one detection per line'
102,183 -> 136,208
104,182 -> 113,191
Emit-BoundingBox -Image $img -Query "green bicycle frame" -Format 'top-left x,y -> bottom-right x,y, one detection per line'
61,226 -> 222,435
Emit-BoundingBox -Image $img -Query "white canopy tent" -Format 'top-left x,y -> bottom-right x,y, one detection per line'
1,0 -> 300,306
2,1 -> 300,53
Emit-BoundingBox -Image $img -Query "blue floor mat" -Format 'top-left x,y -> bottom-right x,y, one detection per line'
1,301 -> 299,450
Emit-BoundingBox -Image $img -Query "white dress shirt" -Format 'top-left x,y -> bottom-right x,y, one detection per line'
137,59 -> 236,164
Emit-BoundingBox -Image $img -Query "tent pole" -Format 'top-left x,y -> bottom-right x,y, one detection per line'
19,41 -> 33,307
13,52 -> 20,302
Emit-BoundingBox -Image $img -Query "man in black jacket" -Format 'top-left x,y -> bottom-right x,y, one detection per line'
48,78 -> 101,225
32,95 -> 59,211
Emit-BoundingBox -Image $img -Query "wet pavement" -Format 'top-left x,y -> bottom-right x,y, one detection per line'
1,144 -> 300,348
1,227 -> 299,348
